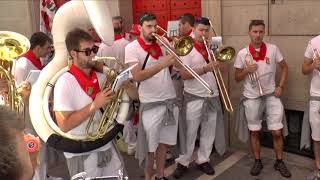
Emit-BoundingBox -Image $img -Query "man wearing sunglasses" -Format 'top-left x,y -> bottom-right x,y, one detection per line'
53,28 -> 123,177
125,12 -> 178,180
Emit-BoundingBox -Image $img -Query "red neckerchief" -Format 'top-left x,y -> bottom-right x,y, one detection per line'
137,37 -> 162,59
114,34 -> 123,41
194,40 -> 209,63
187,29 -> 193,36
249,42 -> 267,62
69,64 -> 101,100
21,50 -> 44,70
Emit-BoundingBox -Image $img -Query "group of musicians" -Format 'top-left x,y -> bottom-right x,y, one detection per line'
10,11 -> 320,180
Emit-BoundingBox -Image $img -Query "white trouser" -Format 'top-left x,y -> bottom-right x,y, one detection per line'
142,105 -> 179,152
310,100 -> 320,141
32,144 -> 47,180
123,120 -> 137,146
244,96 -> 283,131
176,99 -> 217,166
66,145 -> 122,177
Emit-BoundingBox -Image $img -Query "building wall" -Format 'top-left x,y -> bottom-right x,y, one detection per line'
0,0 -> 36,38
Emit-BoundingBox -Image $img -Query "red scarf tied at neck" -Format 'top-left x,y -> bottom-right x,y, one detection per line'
114,34 -> 123,41
194,40 -> 209,63
21,50 -> 44,70
249,42 -> 267,62
137,37 -> 162,59
69,64 -> 101,99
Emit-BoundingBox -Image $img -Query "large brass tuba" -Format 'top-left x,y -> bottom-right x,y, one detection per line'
0,31 -> 30,112
29,0 -> 130,151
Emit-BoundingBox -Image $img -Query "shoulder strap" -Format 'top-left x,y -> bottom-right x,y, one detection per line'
137,53 -> 150,89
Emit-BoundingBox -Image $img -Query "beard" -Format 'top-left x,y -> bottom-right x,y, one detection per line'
143,33 -> 156,42
114,27 -> 122,34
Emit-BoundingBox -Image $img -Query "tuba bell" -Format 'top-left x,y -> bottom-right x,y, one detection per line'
0,31 -> 30,112
29,0 -> 130,152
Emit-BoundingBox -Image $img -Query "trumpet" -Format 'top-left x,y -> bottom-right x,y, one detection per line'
308,40 -> 320,72
245,49 -> 264,96
202,36 -> 234,112
152,32 -> 214,95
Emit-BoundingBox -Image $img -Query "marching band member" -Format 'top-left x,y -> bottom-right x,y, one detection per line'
301,35 -> 320,180
173,17 -> 226,179
15,32 -> 52,85
53,28 -> 123,177
234,20 -> 291,178
97,16 -> 129,66
125,12 -> 179,180
178,13 -> 195,38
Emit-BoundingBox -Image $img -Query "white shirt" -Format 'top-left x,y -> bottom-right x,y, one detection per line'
97,38 -> 130,68
189,31 -> 195,38
181,48 -> 219,97
125,40 -> 176,103
305,35 -> 320,96
14,57 -> 39,85
53,71 -> 111,158
234,43 -> 284,98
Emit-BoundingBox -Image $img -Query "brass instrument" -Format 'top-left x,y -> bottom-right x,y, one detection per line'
86,57 -> 126,140
156,25 -> 194,56
245,49 -> 264,96
0,31 -> 30,112
208,20 -> 235,62
93,56 -> 125,71
202,36 -> 234,112
152,32 -> 214,95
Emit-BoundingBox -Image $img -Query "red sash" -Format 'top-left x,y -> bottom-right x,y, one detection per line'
21,50 -> 44,70
69,64 -> 101,99
137,37 -> 162,59
194,40 -> 209,63
249,42 -> 267,62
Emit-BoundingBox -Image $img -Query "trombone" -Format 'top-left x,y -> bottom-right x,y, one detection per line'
151,32 -> 214,95
202,36 -> 234,112
156,25 -> 194,56
245,49 -> 264,96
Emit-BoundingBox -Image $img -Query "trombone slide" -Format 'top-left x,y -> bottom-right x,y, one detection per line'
152,33 -> 214,95
202,36 -> 234,112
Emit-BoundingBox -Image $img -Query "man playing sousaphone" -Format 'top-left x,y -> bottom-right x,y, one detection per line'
53,28 -> 124,177
125,12 -> 179,180
234,19 -> 291,178
173,17 -> 226,178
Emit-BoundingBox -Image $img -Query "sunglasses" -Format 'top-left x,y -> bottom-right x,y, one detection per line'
74,45 -> 99,56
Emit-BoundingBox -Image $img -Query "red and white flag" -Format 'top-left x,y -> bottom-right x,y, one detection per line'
40,0 -> 58,34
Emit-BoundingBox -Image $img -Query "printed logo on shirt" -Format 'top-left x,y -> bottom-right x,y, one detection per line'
265,57 -> 270,64
87,86 -> 93,95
